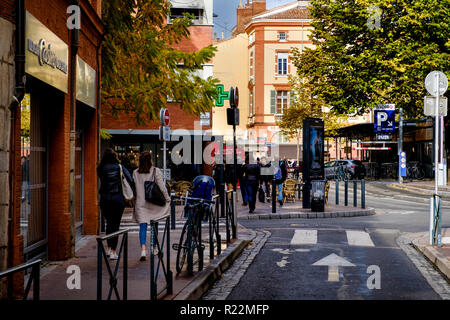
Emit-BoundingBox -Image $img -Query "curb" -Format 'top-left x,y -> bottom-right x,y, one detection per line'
238,208 -> 375,220
411,237 -> 450,281
388,183 -> 450,198
172,233 -> 254,300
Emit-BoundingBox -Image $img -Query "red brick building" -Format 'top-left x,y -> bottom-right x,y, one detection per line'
101,0 -> 215,180
7,0 -> 104,271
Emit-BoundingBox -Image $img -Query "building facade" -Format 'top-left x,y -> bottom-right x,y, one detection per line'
4,0 -> 104,279
101,0 -> 215,180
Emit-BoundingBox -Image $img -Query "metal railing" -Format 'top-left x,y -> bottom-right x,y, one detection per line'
0,259 -> 41,300
150,214 -> 173,300
209,195 -> 222,259
334,179 -> 366,209
96,229 -> 128,300
225,190 -> 237,243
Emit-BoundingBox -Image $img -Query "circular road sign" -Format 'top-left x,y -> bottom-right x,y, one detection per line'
160,108 -> 170,126
229,87 -> 235,108
234,87 -> 239,108
425,71 -> 448,97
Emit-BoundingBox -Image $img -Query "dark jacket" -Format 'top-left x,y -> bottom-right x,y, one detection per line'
242,163 -> 260,183
98,162 -> 134,195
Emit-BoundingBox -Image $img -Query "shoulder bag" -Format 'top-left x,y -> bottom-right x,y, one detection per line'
144,168 -> 166,206
119,164 -> 134,200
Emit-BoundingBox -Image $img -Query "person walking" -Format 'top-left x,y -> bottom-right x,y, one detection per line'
132,151 -> 171,261
238,162 -> 248,206
97,148 -> 134,260
274,158 -> 288,206
259,157 -> 272,201
242,154 -> 260,213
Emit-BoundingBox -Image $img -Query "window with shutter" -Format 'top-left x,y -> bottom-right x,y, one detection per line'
270,90 -> 276,114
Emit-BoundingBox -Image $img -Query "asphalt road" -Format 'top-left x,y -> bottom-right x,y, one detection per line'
222,181 -> 450,300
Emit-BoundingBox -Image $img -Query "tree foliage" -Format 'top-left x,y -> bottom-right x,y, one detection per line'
101,0 -> 219,125
278,75 -> 347,138
293,0 -> 450,119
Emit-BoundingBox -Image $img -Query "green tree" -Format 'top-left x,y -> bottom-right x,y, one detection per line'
101,0 -> 219,125
293,0 -> 449,119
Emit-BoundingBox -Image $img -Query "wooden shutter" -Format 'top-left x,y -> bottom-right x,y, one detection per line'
270,90 -> 276,114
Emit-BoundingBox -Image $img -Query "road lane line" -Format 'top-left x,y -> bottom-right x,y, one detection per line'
290,229 -> 317,245
346,230 -> 375,247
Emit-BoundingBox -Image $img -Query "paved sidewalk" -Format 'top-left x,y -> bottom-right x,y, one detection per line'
410,228 -> 450,282
32,195 -> 374,300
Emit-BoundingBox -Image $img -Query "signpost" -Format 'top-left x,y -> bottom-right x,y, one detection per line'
159,108 -> 171,182
227,87 -> 239,191
374,104 -> 395,133
425,71 -> 448,247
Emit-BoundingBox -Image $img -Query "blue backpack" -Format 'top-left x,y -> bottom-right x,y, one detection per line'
274,167 -> 282,180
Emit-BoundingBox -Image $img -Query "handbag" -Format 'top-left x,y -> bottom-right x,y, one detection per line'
258,186 -> 265,203
119,164 -> 134,201
144,168 -> 166,206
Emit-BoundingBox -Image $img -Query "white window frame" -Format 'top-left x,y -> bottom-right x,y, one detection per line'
277,52 -> 288,76
278,32 -> 287,41
276,90 -> 289,115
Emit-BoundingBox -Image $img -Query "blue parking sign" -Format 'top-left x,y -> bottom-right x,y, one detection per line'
399,151 -> 406,177
374,109 -> 395,133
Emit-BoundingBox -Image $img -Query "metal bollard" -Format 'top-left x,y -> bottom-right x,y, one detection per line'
344,180 -> 348,206
353,180 -> 357,207
361,179 -> 365,209
335,180 -> 339,205
272,179 -> 276,213
170,193 -> 176,230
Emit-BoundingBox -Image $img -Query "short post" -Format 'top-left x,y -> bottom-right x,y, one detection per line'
150,221 -> 156,300
335,180 -> 339,205
272,179 -> 276,213
232,191 -> 237,239
198,216 -> 203,271
344,180 -> 348,206
361,179 -> 365,209
221,183 -> 226,218
166,217 -> 173,295
32,262 -> 40,301
123,233 -> 128,300
170,193 -> 176,230
353,180 -> 357,207
97,242 -> 102,300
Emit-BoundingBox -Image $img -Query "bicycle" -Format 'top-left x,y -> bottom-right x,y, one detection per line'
172,196 -> 214,275
407,162 -> 425,180
334,163 -> 350,181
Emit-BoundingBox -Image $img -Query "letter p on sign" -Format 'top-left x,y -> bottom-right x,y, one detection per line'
377,112 -> 387,127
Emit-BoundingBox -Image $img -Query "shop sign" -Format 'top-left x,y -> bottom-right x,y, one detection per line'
25,11 -> 69,93
76,56 -> 97,108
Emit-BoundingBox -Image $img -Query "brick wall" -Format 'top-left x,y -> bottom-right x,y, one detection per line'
0,0 -> 14,23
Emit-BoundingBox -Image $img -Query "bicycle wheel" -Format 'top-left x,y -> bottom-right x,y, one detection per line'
416,168 -> 425,180
175,222 -> 190,274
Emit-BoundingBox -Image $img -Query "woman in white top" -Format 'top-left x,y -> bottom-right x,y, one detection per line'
133,151 -> 170,261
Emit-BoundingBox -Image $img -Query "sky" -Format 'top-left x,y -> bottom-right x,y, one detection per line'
213,0 -> 293,39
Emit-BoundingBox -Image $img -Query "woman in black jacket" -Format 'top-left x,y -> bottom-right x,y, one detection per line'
97,148 -> 134,260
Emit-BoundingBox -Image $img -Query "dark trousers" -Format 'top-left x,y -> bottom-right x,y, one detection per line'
100,193 -> 125,250
239,179 -> 248,203
245,180 -> 259,212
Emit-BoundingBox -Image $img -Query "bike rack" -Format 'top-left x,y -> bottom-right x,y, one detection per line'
150,214 -> 173,300
209,195 -> 222,259
0,259 -> 41,300
225,190 -> 237,243
96,229 -> 128,300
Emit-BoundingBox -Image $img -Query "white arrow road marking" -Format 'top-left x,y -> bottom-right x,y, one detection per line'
294,249 -> 311,253
276,256 -> 290,268
290,229 -> 317,245
312,253 -> 355,282
346,230 -> 375,247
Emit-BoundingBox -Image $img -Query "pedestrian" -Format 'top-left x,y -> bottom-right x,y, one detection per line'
238,162 -> 248,206
274,158 -> 288,206
259,157 -> 272,201
97,148 -> 134,260
242,154 -> 260,213
132,151 -> 171,261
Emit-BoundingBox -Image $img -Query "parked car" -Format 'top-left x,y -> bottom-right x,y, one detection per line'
324,160 -> 366,180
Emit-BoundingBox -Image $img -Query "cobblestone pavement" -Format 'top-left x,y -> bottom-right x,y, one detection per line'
397,234 -> 450,300
202,229 -> 271,300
